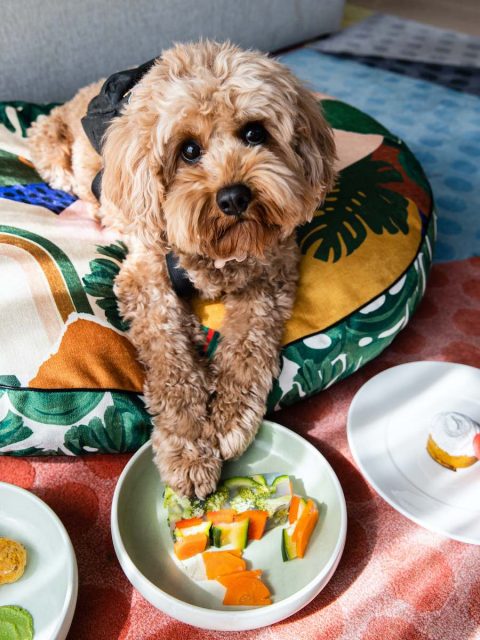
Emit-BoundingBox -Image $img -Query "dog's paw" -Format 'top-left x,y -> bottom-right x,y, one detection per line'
153,436 -> 222,499
216,426 -> 253,461
186,454 -> 222,499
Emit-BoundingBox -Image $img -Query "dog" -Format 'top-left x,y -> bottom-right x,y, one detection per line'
27,41 -> 336,498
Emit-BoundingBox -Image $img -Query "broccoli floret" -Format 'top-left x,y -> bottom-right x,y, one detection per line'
204,485 -> 229,512
163,486 -> 205,521
230,487 -> 257,513
253,494 -> 275,517
163,486 -> 176,508
190,498 -> 206,518
255,495 -> 291,518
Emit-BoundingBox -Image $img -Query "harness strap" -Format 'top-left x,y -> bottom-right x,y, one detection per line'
165,251 -> 197,299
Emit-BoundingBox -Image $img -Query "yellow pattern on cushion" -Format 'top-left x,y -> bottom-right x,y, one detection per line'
192,199 -> 422,345
30,318 -> 145,391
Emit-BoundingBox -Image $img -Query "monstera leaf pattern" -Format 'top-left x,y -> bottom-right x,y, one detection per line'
83,242 -> 129,331
63,393 -> 151,455
1,389 -> 151,455
297,160 -> 410,262
0,411 -> 34,451
0,101 -> 58,136
268,216 -> 434,410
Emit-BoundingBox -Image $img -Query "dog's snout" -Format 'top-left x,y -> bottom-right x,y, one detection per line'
216,184 -> 252,216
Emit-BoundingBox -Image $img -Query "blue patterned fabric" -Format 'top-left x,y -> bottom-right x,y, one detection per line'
280,49 -> 480,262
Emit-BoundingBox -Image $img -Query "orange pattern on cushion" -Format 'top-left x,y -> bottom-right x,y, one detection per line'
29,318 -> 145,391
0,233 -> 75,321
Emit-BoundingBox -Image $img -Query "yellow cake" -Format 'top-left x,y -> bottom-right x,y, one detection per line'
427,412 -> 480,472
0,537 -> 27,585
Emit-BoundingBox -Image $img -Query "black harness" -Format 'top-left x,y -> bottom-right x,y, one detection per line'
81,58 -> 196,299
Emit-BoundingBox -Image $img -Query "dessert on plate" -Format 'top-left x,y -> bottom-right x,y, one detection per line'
427,411 -> 480,471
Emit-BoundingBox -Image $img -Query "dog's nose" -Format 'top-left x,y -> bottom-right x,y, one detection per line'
216,184 -> 252,216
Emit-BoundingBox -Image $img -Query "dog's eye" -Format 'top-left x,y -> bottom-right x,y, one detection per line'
240,122 -> 267,146
180,140 -> 202,163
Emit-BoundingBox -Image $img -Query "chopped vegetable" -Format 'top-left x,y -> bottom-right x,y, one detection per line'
282,497 -> 319,561
175,517 -> 204,529
212,519 -> 249,550
174,521 -> 211,539
164,473 -> 292,533
269,474 -> 291,495
173,532 -> 208,560
234,510 -> 268,540
206,509 -> 236,524
202,550 -> 246,579
217,570 -> 271,606
217,568 -> 262,584
163,486 -> 204,528
288,495 -> 307,524
292,507 -> 318,558
204,485 -> 229,513
281,528 -> 297,561
223,477 -> 264,490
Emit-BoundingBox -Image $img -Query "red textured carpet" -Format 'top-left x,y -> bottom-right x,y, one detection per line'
1,258 -> 479,640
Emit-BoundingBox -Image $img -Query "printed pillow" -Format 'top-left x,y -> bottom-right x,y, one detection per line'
0,99 -> 434,455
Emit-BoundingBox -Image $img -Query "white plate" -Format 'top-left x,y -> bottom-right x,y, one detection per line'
347,361 -> 480,545
0,482 -> 78,639
111,420 -> 347,631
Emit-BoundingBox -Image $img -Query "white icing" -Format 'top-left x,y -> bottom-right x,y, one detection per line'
430,411 -> 480,457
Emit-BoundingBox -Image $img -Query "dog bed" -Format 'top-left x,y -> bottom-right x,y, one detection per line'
0,98 -> 434,455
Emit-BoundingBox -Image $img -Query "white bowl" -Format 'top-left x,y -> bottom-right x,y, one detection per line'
111,419 -> 347,631
0,482 -> 78,639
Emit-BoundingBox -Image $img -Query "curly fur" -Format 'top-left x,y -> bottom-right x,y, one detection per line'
28,41 -> 336,498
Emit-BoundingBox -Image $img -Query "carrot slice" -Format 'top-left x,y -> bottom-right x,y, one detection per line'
292,499 -> 316,543
173,533 -> 208,560
206,509 -> 236,524
289,496 -> 301,524
202,551 -> 246,579
175,517 -> 204,529
234,510 -> 268,540
216,569 -> 263,587
217,572 -> 271,606
296,510 -> 319,558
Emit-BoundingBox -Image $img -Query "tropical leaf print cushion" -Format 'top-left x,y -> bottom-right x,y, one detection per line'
0,98 -> 434,455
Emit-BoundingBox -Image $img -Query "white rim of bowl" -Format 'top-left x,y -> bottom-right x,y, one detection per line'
0,481 -> 79,639
110,419 -> 347,620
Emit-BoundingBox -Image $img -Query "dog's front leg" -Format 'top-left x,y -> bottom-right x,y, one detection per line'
114,249 -> 221,498
210,270 -> 297,461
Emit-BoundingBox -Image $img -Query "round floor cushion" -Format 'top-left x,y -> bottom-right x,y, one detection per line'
0,99 -> 434,456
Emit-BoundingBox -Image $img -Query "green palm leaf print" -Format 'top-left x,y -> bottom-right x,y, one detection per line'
83,241 -> 129,331
297,159 -> 410,262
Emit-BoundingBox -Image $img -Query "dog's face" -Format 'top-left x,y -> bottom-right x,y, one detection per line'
102,42 -> 336,260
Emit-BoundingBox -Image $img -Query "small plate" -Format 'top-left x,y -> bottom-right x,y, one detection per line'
347,361 -> 480,545
111,420 -> 347,631
0,482 -> 78,639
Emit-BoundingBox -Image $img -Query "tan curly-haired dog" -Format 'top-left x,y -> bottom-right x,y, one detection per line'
28,41 -> 336,498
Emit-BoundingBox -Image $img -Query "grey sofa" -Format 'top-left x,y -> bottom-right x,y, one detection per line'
0,0 -> 344,103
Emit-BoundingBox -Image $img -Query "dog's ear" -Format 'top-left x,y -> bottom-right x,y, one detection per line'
294,85 -> 337,205
101,112 -> 166,244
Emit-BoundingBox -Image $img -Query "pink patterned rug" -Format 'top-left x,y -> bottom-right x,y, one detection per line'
1,257 -> 479,639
